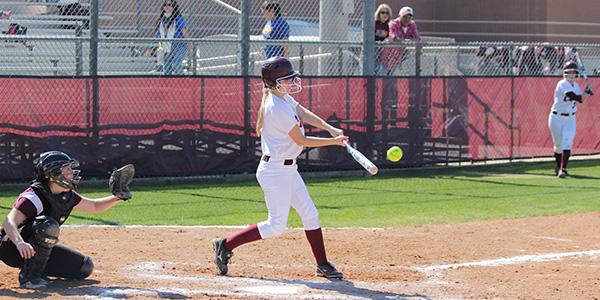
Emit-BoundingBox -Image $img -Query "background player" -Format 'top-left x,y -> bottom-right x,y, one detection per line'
0,151 -> 134,289
212,57 -> 348,279
548,61 -> 592,177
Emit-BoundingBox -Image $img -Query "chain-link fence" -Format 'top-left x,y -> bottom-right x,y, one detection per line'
1,1 -> 600,180
2,1 -> 600,76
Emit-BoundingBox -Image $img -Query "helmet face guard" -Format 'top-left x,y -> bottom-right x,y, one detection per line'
563,61 -> 579,81
48,161 -> 82,190
563,69 -> 579,81
275,75 -> 302,94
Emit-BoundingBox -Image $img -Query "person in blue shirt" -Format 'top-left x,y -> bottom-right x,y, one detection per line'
154,0 -> 191,75
261,1 -> 289,59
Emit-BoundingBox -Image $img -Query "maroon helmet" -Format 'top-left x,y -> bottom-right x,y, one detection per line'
563,60 -> 579,80
261,56 -> 301,88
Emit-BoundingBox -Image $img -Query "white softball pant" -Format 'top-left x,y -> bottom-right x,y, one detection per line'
548,112 -> 576,153
256,160 -> 320,239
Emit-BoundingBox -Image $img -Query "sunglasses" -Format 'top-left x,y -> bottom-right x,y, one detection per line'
403,14 -> 414,18
163,3 -> 173,7
380,11 -> 389,15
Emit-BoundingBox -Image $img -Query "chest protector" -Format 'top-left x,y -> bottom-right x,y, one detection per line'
30,181 -> 78,225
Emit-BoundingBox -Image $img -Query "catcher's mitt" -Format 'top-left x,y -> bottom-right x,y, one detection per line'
109,164 -> 135,200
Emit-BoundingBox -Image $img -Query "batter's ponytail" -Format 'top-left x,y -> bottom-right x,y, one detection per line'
256,87 -> 269,137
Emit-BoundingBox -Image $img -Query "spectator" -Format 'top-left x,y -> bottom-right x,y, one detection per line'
154,0 -> 191,75
261,1 -> 289,59
381,6 -> 421,73
374,3 -> 392,75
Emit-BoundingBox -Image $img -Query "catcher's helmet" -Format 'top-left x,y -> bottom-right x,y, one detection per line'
261,56 -> 301,89
35,151 -> 81,189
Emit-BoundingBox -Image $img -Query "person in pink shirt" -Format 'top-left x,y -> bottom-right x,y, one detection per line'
380,6 -> 421,73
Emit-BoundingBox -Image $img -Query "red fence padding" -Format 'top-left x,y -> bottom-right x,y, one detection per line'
0,78 -> 89,137
1,77 -> 599,159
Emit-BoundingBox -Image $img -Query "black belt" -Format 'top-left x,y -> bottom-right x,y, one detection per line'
262,155 -> 294,165
552,111 -> 575,116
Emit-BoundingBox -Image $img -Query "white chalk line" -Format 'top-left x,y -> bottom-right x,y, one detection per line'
419,249 -> 600,272
117,262 -> 434,300
414,249 -> 600,290
529,235 -> 574,242
63,224 -> 400,231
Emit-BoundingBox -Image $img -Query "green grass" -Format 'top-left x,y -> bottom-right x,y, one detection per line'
1,160 -> 599,228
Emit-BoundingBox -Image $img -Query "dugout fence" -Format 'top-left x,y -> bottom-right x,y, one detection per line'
1,1 -> 600,181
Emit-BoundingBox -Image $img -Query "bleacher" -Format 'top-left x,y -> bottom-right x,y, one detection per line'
0,1 -> 155,76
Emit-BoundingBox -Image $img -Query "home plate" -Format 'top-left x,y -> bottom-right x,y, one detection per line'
238,285 -> 303,295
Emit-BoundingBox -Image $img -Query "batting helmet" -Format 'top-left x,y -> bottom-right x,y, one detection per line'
35,151 -> 81,189
564,61 -> 578,72
563,60 -> 579,80
261,56 -> 301,89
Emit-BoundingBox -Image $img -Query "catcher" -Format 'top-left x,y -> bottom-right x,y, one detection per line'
0,151 -> 134,289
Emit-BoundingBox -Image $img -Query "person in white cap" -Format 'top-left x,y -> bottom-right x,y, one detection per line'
379,6 -> 420,73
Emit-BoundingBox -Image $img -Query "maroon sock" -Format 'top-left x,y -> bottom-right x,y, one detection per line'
224,224 -> 262,250
554,152 -> 562,169
305,228 -> 328,266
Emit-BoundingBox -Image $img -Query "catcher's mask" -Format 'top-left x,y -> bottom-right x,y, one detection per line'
563,60 -> 579,81
35,151 -> 81,190
261,56 -> 302,94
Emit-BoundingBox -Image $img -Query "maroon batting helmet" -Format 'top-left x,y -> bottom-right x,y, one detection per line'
563,60 -> 578,72
261,56 -> 301,88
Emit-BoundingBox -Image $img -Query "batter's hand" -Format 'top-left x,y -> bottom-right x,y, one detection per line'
16,241 -> 35,259
332,135 -> 349,147
328,127 -> 344,137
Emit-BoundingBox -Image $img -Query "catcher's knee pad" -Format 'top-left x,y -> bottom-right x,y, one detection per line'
77,256 -> 94,279
31,216 -> 60,248
20,216 -> 60,284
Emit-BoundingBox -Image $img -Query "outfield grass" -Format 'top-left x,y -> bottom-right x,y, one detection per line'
1,160 -> 599,228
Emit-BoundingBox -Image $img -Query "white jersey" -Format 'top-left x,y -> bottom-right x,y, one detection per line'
551,79 -> 581,114
260,92 -> 304,160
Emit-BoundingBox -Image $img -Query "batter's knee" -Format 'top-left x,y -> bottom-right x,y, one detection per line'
258,219 -> 287,238
300,211 -> 320,231
267,218 -> 287,236
76,256 -> 94,279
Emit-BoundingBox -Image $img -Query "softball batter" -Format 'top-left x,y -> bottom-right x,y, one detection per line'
212,56 -> 347,279
548,61 -> 592,177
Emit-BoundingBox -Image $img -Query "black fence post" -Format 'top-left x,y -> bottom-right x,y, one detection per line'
90,0 -> 99,141
239,0 -> 251,155
362,0 -> 375,162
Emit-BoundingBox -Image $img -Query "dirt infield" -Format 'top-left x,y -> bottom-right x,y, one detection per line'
0,212 -> 599,299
